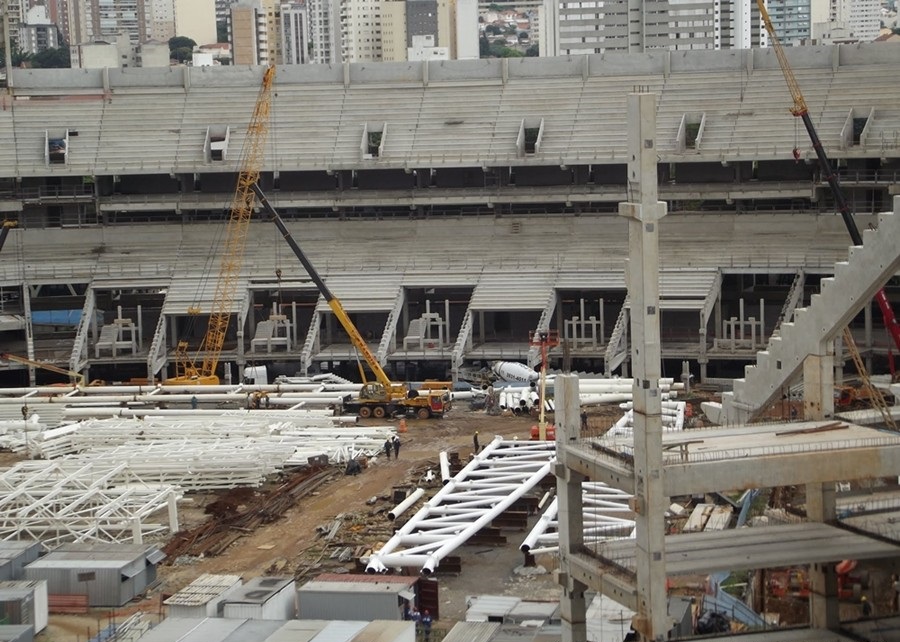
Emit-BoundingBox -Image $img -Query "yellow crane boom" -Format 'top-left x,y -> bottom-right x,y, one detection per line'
168,65 -> 276,385
1,353 -> 84,387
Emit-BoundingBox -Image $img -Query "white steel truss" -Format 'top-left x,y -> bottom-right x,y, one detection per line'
520,482 -> 636,556
366,438 -> 555,575
0,461 -> 180,548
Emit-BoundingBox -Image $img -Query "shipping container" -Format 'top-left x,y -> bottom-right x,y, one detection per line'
298,575 -> 417,622
221,577 -> 296,620
0,543 -> 43,582
0,581 -> 48,633
24,543 -> 162,607
0,625 -> 34,642
164,574 -> 243,619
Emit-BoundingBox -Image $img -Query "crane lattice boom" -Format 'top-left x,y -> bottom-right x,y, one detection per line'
170,65 -> 276,385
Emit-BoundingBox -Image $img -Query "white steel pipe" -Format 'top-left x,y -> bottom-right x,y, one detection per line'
388,488 -> 425,521
439,451 -> 451,485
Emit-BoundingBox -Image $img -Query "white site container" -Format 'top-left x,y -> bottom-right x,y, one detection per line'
222,577 -> 297,620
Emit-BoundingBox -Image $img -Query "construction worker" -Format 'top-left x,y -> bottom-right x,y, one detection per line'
384,437 -> 392,460
861,595 -> 873,618
392,435 -> 401,459
473,431 -> 480,453
420,609 -> 433,641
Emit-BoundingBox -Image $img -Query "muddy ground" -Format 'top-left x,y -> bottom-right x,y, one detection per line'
39,405 -> 623,641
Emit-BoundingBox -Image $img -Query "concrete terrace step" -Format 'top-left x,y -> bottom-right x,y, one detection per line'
716,202 -> 900,424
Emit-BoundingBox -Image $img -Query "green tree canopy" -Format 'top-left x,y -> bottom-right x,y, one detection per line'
168,36 -> 197,52
31,46 -> 71,68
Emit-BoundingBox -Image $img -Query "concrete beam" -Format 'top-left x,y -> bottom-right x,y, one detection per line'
662,441 -> 900,496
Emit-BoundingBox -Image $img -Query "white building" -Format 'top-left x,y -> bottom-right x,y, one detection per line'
308,0 -> 340,62
813,0 -> 881,42
19,4 -> 60,55
340,0 -> 382,61
541,0 -> 763,56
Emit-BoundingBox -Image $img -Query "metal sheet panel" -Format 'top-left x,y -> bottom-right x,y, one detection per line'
441,621 -> 501,642
260,619 -> 329,642
0,625 -> 34,642
134,618 -> 245,642
222,579 -> 296,620
308,620 -> 368,642
298,588 -> 402,622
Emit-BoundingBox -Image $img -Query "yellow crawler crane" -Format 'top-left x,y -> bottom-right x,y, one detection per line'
166,66 -> 276,385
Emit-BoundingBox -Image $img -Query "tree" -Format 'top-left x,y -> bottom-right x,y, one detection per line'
168,35 -> 197,62
485,24 -> 503,35
500,47 -> 524,57
0,47 -> 32,68
31,46 -> 71,68
525,44 -> 539,57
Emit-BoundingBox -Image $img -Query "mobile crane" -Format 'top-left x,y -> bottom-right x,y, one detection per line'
166,66 -> 276,385
250,184 -> 450,419
756,0 -> 900,367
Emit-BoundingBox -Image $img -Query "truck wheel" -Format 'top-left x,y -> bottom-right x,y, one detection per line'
417,407 -> 431,420
373,406 -> 386,419
358,406 -> 372,419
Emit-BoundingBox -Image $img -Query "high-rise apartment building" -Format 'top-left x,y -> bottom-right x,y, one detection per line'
280,0 -> 309,63
307,0 -> 339,62
827,0 -> 880,41
542,0 -> 768,56
68,0 -> 148,45
20,4 -> 61,53
2,0 -> 25,53
382,0 -> 476,60
174,0 -> 217,45
339,0 -> 382,61
765,0 -> 811,44
229,0 -> 280,64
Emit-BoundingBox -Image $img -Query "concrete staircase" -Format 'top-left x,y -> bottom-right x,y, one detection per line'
704,202 -> 900,425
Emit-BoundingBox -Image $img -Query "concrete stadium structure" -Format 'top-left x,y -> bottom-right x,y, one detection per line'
0,44 -> 899,386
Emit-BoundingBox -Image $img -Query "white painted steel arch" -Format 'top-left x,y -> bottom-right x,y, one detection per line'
520,482 -> 636,556
366,437 -> 555,575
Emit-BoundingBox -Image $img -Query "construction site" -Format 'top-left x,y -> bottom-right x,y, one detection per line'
0,24 -> 898,642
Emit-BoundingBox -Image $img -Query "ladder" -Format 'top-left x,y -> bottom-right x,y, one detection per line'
842,327 -> 897,431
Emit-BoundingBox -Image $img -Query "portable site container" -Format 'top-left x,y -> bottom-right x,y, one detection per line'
298,574 -> 418,622
0,581 -> 48,633
164,574 -> 243,619
221,577 -> 296,620
23,543 -> 164,607
0,543 -> 43,582
0,625 -> 33,642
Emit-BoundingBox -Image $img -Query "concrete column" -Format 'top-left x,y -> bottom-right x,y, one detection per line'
803,353 -> 835,420
806,482 -> 839,629
556,374 -> 588,642
619,93 -> 669,642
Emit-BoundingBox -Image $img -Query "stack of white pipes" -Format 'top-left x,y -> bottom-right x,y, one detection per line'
606,400 -> 687,437
491,377 -> 683,412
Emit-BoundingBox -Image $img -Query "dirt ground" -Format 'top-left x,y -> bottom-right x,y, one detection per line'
38,405 -> 622,641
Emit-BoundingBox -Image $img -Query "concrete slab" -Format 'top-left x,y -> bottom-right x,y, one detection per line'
592,523 -> 899,576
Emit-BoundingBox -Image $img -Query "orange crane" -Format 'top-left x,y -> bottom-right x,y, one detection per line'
756,0 -> 900,369
166,66 -> 276,385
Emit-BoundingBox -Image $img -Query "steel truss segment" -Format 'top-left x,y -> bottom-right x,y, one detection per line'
366,438 -> 555,574
520,482 -> 637,555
